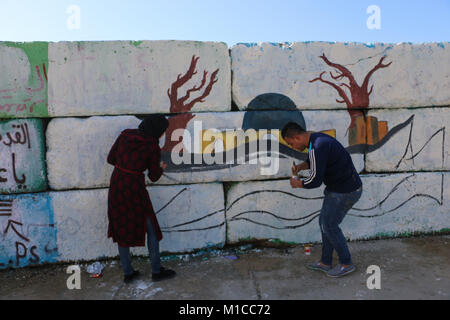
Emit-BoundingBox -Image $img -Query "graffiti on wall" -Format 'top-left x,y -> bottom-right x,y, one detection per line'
0,42 -> 49,118
0,194 -> 58,269
0,119 -> 47,194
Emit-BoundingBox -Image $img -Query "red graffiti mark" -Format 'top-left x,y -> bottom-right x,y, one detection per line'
42,63 -> 48,82
0,65 -> 46,115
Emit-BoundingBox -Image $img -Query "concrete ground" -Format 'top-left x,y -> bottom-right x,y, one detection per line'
0,235 -> 449,300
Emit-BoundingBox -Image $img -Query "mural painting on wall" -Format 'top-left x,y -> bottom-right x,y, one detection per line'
161,53 -> 446,172
309,53 -> 392,146
0,42 -> 49,118
162,55 -> 219,153
158,53 -> 446,235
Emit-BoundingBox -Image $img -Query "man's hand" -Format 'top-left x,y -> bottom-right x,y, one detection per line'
292,161 -> 309,176
290,177 -> 303,188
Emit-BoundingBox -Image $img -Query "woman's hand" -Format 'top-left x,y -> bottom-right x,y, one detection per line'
160,161 -> 167,170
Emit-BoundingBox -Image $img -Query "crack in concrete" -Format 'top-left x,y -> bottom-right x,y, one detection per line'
249,270 -> 262,300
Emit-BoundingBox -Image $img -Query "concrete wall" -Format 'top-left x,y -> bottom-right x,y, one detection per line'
1,40 -> 449,269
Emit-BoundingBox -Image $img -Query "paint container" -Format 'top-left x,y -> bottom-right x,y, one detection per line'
304,244 -> 311,255
90,273 -> 103,278
87,261 -> 105,278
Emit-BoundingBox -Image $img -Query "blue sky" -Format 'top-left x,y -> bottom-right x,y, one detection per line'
0,0 -> 448,45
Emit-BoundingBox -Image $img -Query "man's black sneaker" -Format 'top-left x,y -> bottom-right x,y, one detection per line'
152,267 -> 176,282
124,270 -> 140,284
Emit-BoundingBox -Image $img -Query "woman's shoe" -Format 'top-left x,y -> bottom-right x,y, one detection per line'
124,270 -> 140,283
152,267 -> 176,282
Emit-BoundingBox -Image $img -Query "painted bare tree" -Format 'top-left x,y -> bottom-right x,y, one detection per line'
309,53 -> 392,129
162,55 -> 219,152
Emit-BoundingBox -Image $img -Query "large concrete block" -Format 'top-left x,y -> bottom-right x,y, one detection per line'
46,116 -> 140,190
52,183 -> 225,261
226,179 -> 325,244
232,42 -> 450,110
226,173 -> 449,243
365,108 -> 450,172
0,42 -> 49,118
0,193 -> 58,269
48,41 -> 231,117
0,118 -> 47,194
344,172 -> 449,240
46,110 -> 363,190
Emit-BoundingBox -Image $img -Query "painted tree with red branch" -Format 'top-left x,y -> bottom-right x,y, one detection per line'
162,55 -> 219,152
309,53 -> 392,129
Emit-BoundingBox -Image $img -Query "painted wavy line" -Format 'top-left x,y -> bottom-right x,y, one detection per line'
155,187 -> 188,214
227,190 -> 324,212
162,208 -> 225,229
161,114 -> 418,173
349,193 -> 442,218
231,214 -> 320,230
161,221 -> 225,233
227,173 -> 444,229
351,174 -> 415,211
403,127 -> 445,164
230,209 -> 321,222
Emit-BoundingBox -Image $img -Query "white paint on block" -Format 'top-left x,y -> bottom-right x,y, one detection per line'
0,45 -> 30,91
48,41 -> 231,116
232,42 -> 450,109
46,116 -> 140,190
226,173 -> 449,244
226,179 -> 324,244
52,183 -> 225,261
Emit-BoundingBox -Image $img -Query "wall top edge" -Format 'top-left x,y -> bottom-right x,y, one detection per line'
1,40 -> 448,49
232,41 -> 449,49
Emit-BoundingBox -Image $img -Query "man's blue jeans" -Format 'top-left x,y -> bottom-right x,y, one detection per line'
118,217 -> 161,276
319,187 -> 362,266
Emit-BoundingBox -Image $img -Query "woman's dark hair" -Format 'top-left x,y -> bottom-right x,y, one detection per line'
281,122 -> 306,139
138,114 -> 169,139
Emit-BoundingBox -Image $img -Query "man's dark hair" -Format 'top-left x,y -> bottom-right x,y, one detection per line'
281,122 -> 306,139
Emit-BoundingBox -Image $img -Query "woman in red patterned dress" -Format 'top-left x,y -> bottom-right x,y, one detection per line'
107,114 -> 176,283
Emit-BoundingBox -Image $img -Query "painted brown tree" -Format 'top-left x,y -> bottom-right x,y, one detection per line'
162,55 -> 219,152
309,53 -> 392,129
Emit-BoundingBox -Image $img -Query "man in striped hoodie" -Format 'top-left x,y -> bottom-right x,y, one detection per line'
281,122 -> 363,278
